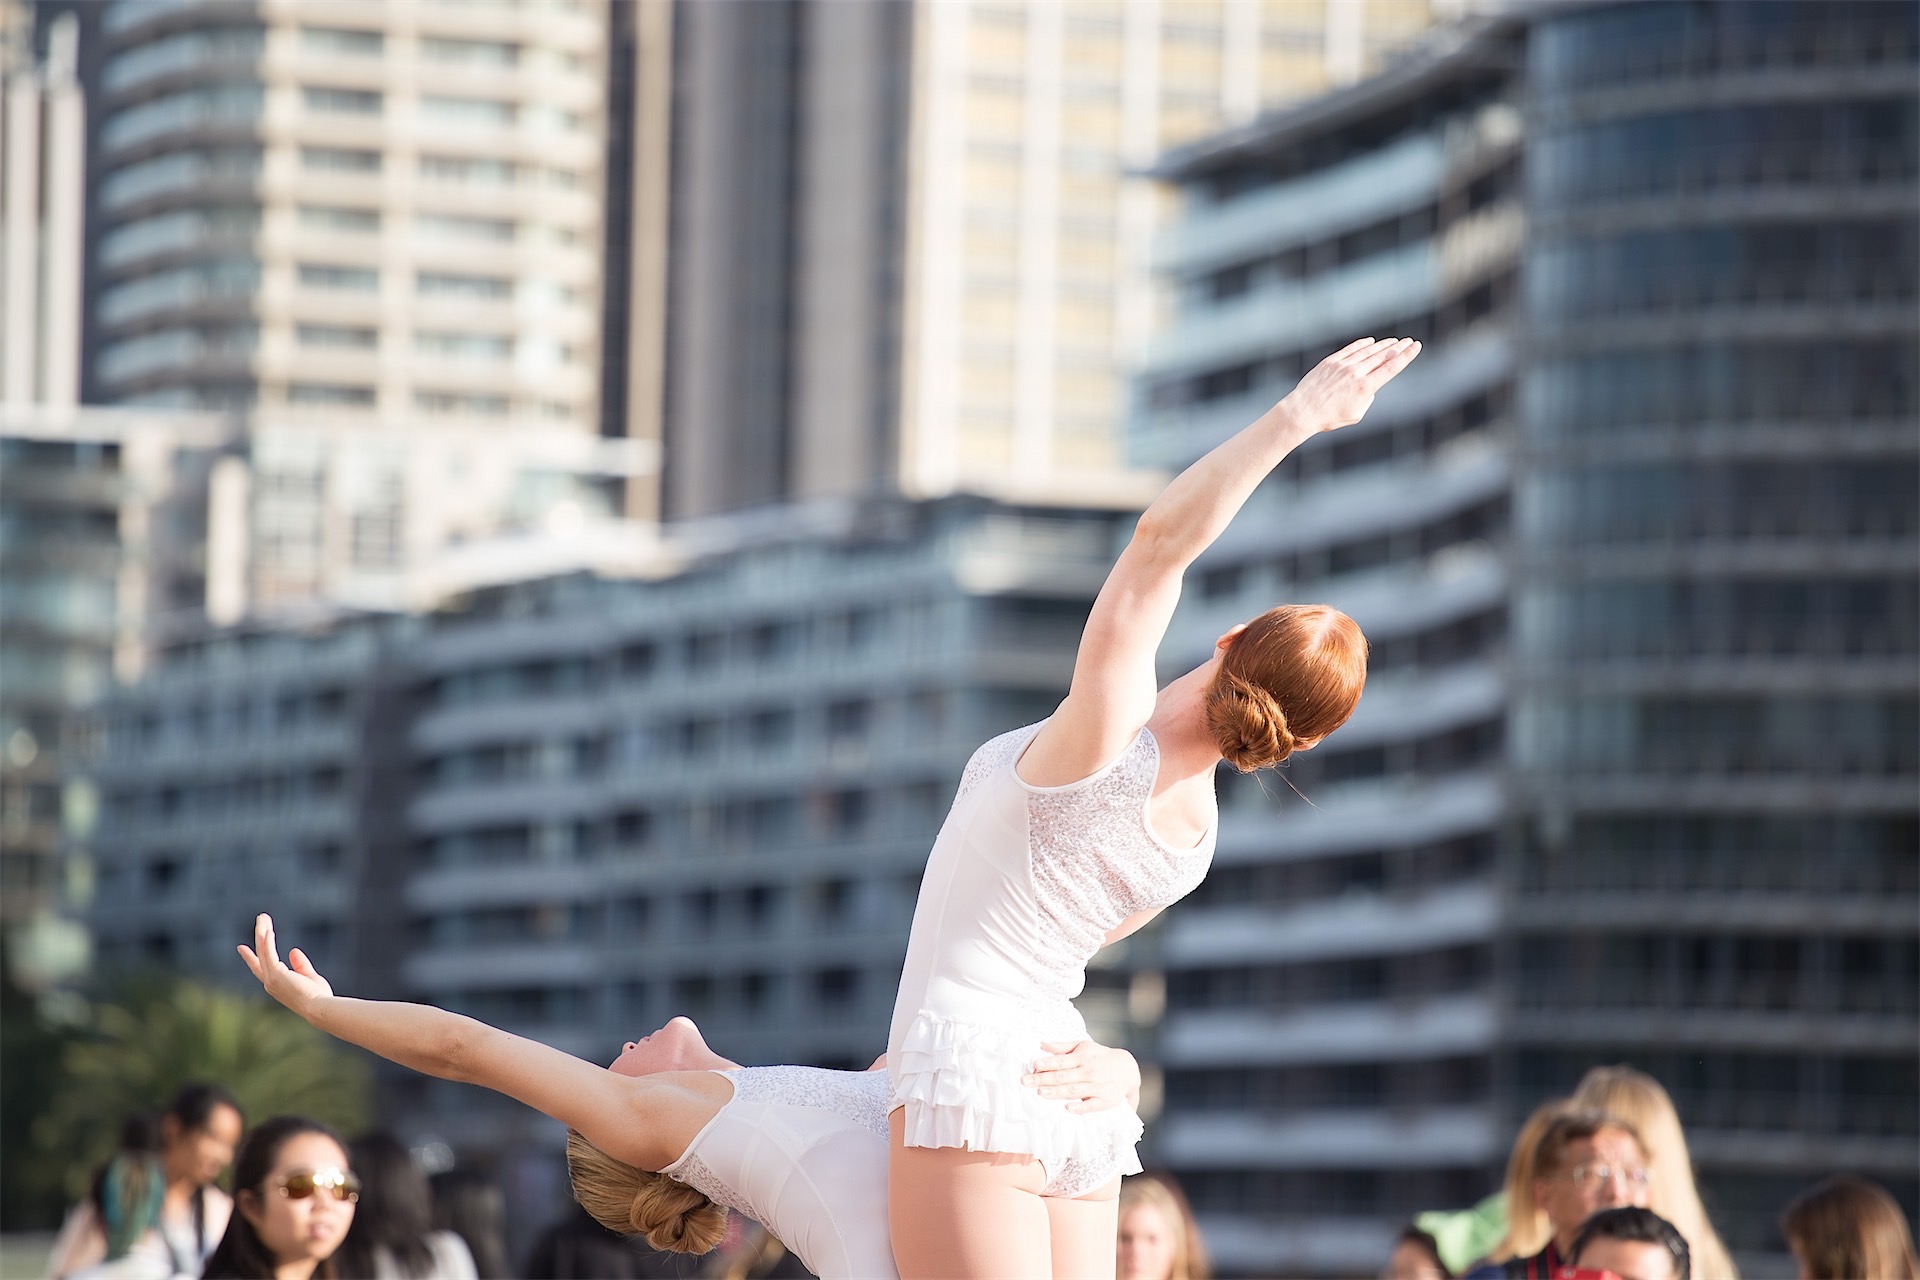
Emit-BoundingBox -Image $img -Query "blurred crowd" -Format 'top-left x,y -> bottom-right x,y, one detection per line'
1379,1065 -> 1918,1280
38,1067 -> 1918,1280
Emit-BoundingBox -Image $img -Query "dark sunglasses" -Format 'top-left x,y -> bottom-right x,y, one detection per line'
274,1167 -> 361,1203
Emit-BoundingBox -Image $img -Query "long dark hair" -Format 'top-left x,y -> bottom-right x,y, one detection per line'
163,1080 -> 245,1255
430,1169 -> 512,1280
331,1133 -> 435,1279
202,1116 -> 347,1280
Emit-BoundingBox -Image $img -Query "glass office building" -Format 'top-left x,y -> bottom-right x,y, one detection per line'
1509,0 -> 1918,1257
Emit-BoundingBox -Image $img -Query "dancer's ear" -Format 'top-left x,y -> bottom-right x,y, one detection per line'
1214,623 -> 1250,653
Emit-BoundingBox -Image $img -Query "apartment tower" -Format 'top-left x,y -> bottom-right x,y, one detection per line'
86,0 -> 607,431
634,0 -> 1443,520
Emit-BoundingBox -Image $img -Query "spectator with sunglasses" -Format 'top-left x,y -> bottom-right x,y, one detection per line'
1465,1111 -> 1651,1280
202,1117 -> 359,1280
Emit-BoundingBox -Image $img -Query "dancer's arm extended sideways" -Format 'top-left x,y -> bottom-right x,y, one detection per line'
1024,336 -> 1421,786
241,914 -> 1143,1137
238,913 -> 712,1173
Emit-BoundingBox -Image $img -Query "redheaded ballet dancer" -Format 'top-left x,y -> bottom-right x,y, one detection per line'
886,337 -> 1422,1278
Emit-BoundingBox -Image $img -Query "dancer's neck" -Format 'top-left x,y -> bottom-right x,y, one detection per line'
1147,663 -> 1222,783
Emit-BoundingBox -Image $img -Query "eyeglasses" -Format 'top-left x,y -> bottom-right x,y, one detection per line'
1564,1162 -> 1651,1189
274,1168 -> 361,1203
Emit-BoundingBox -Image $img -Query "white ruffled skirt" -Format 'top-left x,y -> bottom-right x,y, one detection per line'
888,1007 -> 1143,1196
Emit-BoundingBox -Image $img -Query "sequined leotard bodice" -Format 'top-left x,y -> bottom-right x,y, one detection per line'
886,721 -> 1216,1194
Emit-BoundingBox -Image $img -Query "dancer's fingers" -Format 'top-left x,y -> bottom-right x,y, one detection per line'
255,913 -> 281,969
1365,339 -> 1422,386
290,948 -> 318,977
237,945 -> 261,978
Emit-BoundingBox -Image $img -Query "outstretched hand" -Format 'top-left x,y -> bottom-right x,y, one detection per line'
1281,336 -> 1421,432
1024,1039 -> 1143,1114
237,913 -> 333,1018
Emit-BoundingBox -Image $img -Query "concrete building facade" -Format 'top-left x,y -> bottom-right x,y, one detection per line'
84,0 -> 608,434
1,3 -> 86,409
633,0 -> 1444,521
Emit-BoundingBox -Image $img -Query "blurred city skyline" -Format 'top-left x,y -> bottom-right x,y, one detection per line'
2,1 -> 1916,1277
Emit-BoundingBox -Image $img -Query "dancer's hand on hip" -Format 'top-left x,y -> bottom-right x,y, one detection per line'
1025,1040 -> 1143,1113
237,912 -> 333,1019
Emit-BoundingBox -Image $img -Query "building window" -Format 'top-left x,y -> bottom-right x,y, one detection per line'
419,155 -> 515,185
298,263 -> 379,292
288,383 -> 375,406
416,272 -> 511,301
419,36 -> 519,66
302,146 -> 380,173
414,214 -> 514,243
415,331 -> 512,360
298,205 -> 380,233
296,324 -> 377,349
414,391 -> 508,416
302,86 -> 383,114
419,95 -> 516,127
300,27 -> 384,55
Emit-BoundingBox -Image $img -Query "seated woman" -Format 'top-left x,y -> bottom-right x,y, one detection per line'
239,914 -> 1137,1280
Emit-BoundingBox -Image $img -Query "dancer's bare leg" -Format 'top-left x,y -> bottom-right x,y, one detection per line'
889,1110 -> 1053,1279
1045,1177 -> 1121,1280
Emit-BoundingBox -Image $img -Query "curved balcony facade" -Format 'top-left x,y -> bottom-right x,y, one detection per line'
1510,0 -> 1919,1257
84,0 -> 607,431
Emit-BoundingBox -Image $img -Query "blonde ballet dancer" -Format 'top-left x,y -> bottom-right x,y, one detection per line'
236,915 -> 1141,1280
886,336 -> 1422,1279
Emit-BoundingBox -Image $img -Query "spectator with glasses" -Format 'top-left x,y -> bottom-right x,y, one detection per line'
1464,1110 -> 1650,1280
1569,1207 -> 1691,1280
202,1117 -> 359,1280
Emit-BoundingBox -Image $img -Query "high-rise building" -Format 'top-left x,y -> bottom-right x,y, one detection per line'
632,0 -> 1444,521
81,610 -> 414,994
0,404 -> 234,987
1509,0 -> 1918,1257
1133,3 -> 1917,1273
1128,17 -> 1524,1275
2,3 -> 85,408
84,0 -> 608,433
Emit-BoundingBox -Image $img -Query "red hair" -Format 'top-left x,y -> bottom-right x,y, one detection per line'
1204,604 -> 1367,772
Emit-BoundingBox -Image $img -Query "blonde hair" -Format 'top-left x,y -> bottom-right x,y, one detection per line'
1782,1176 -> 1919,1280
1487,1099 -> 1567,1262
1205,604 -> 1367,772
564,1130 -> 727,1254
1118,1173 -> 1211,1280
1573,1066 -> 1739,1280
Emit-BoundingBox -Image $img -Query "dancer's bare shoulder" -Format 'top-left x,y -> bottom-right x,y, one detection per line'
598,1070 -> 735,1172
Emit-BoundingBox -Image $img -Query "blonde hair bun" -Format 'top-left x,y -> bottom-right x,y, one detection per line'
566,1130 -> 728,1256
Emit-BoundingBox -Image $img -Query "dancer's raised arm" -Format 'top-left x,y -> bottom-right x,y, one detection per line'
238,914 -> 706,1172
1023,337 -> 1420,783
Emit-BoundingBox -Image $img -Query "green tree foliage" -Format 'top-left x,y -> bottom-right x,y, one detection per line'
26,977 -> 373,1211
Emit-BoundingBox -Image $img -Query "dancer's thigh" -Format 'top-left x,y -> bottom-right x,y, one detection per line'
1044,1176 -> 1120,1280
888,1109 -> 1052,1280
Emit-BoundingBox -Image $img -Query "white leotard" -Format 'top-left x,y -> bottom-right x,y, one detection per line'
888,721 -> 1215,1197
660,1066 -> 897,1280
